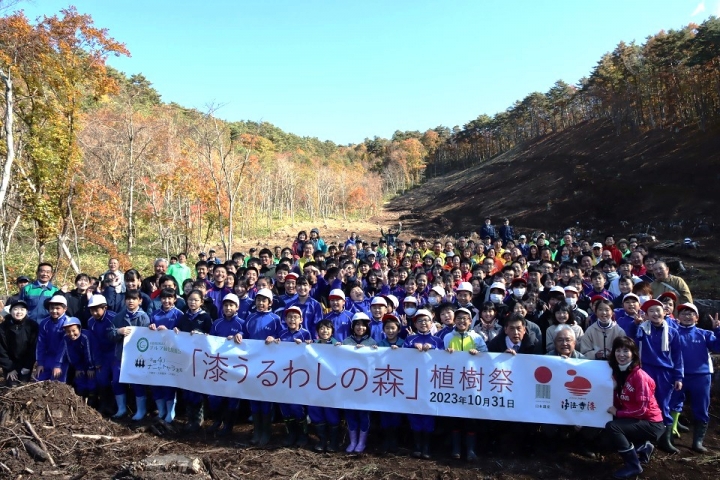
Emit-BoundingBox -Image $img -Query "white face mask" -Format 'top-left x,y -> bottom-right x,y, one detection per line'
512,288 -> 526,298
565,297 -> 577,307
427,296 -> 440,306
638,295 -> 651,305
404,307 -> 417,316
490,293 -> 504,304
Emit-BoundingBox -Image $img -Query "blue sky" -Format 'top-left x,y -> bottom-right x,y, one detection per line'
15,0 -> 720,145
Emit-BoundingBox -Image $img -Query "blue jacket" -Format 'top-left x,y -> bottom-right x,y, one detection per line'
403,331 -> 444,350
323,310 -> 353,341
629,321 -> 684,382
278,327 -> 312,343
676,325 -> 720,375
480,224 -> 496,241
102,288 -> 153,315
150,306 -> 184,330
209,315 -> 245,338
207,285 -> 232,317
109,309 -> 150,361
88,310 -> 117,362
37,314 -> 70,366
285,296 -> 324,334
369,319 -> 385,344
244,311 -> 282,340
56,330 -> 94,371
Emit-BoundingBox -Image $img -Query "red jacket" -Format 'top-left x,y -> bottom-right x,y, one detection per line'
613,366 -> 663,422
603,245 -> 623,264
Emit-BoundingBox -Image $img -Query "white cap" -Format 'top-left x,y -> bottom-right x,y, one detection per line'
592,242 -> 603,249
456,282 -> 473,293
222,293 -> 240,306
455,307 -> 472,317
284,305 -> 303,317
623,293 -> 640,302
413,309 -> 433,321
489,282 -> 506,292
328,289 -> 346,300
430,286 -> 446,297
371,296 -> 388,306
563,286 -> 579,295
88,294 -> 108,308
677,303 -> 698,315
385,294 -> 399,310
403,296 -> 418,305
48,295 -> 67,307
256,288 -> 273,301
549,286 -> 566,296
351,312 -> 370,322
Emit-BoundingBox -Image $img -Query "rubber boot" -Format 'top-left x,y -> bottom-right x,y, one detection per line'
677,415 -> 690,433
466,432 -> 478,461
421,431 -> 432,459
658,425 -> 679,454
250,414 -> 262,445
313,423 -> 327,452
692,422 -> 709,453
613,445 -> 643,479
87,393 -> 99,410
131,396 -> 147,421
412,431 -> 422,458
283,419 -> 298,447
113,394 -> 127,418
164,398 -> 176,423
354,430 -> 368,453
155,398 -> 167,419
451,430 -> 462,459
327,425 -> 339,453
345,429 -> 358,453
258,412 -> 272,447
635,440 -> 654,464
383,427 -> 398,454
670,411 -> 682,437
100,388 -> 115,416
296,418 -> 309,447
217,409 -> 235,437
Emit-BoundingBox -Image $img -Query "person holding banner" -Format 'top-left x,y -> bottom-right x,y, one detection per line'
308,319 -> 341,452
108,290 -> 150,419
269,306 -> 312,447
404,308 -> 444,459
487,313 -> 541,355
606,336 -> 664,479
342,312 -> 377,453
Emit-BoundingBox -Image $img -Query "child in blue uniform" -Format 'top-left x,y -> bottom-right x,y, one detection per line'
404,308 -> 445,459
174,289 -> 213,432
308,319 -> 341,452
629,299 -> 683,453
377,314 -> 405,453
108,290 -> 150,420
37,295 -> 73,382
207,293 -> 245,437
87,294 -> 117,415
368,296 -> 389,343
267,305 -> 312,446
55,317 -> 95,402
323,289 -> 352,341
148,288 -> 184,423
669,303 -> 720,452
244,288 -> 283,446
285,276 -> 323,334
342,312 -> 377,453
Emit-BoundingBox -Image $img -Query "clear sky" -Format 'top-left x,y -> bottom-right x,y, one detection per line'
13,0 -> 720,145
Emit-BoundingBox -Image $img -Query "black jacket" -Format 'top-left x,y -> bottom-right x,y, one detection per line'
487,329 -> 541,354
0,318 -> 39,372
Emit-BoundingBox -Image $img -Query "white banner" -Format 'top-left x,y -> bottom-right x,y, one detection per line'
120,328 -> 613,427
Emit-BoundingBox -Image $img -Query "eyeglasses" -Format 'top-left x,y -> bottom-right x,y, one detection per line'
414,318 -> 431,323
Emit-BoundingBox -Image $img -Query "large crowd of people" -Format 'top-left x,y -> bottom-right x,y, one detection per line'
0,220 -> 718,478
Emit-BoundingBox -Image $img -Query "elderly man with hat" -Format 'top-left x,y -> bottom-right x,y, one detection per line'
0,299 -> 38,386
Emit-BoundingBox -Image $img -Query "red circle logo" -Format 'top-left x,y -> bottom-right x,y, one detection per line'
534,366 -> 552,384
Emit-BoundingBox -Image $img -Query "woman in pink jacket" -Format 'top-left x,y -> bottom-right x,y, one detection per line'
605,336 -> 665,479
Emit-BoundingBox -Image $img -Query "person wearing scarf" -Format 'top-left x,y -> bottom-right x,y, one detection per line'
627,299 -> 683,454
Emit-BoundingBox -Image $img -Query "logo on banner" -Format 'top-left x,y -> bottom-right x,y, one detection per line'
136,337 -> 149,352
564,369 -> 592,396
134,355 -> 146,368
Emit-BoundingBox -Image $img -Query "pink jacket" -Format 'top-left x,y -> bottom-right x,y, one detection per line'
614,366 -> 663,422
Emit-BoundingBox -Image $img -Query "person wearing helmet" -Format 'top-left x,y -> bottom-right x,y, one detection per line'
87,294 -> 117,416
36,295 -> 73,382
55,317 -> 96,405
323,289 -> 352,342
404,309 -> 444,459
342,312 -> 377,453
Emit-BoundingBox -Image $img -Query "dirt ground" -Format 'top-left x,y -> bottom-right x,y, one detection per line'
1,380 -> 719,479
